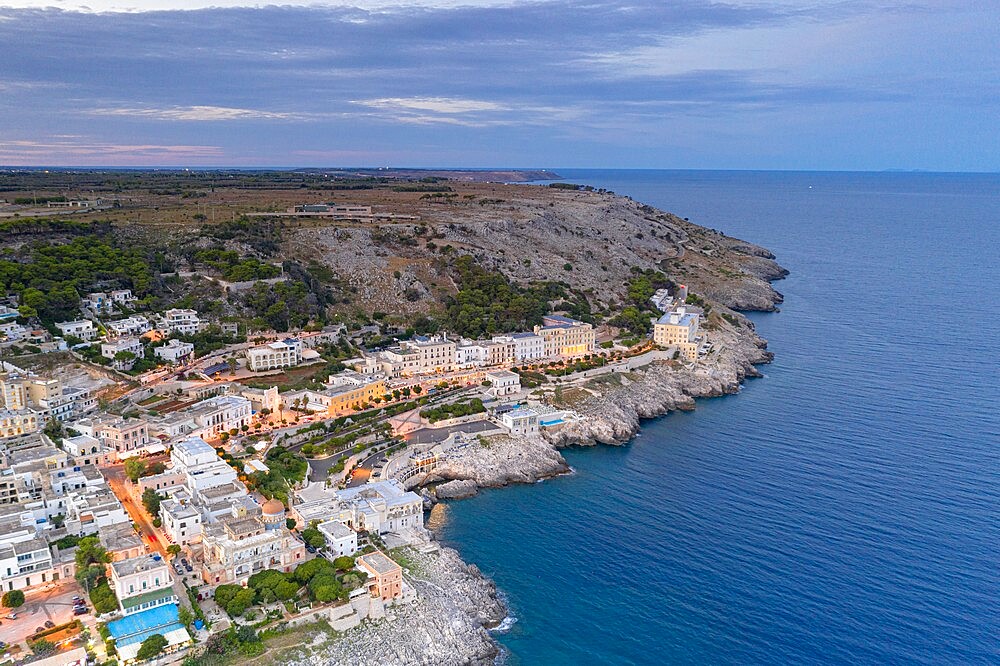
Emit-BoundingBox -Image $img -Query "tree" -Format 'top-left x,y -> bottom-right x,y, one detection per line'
332,556 -> 355,572
124,458 -> 147,482
75,536 -> 111,588
136,633 -> 168,661
142,488 -> 162,517
2,589 -> 25,608
167,544 -> 182,558
178,605 -> 194,630
30,639 -> 56,656
285,518 -> 297,530
301,527 -> 325,549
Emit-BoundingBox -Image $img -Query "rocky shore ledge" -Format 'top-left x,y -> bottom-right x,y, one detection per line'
286,546 -> 507,666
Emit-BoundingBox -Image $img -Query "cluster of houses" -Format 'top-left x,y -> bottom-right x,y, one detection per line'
0,362 -> 104,440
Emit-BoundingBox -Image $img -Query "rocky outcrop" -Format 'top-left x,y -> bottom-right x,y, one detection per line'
434,479 -> 479,500
428,432 -> 570,489
288,546 -> 506,666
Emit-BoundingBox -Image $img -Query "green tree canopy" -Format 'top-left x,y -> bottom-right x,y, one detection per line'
136,633 -> 168,661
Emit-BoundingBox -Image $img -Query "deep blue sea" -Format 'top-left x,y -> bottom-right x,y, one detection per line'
432,170 -> 1000,665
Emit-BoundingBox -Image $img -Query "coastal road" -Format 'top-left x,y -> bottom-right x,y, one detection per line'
406,420 -> 497,445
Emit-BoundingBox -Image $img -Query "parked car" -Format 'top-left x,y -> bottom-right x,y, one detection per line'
35,626 -> 43,633
71,595 -> 82,603
44,620 -> 54,628
73,607 -> 88,616
5,613 -> 16,620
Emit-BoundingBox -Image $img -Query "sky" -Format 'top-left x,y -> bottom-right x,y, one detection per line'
0,0 -> 997,170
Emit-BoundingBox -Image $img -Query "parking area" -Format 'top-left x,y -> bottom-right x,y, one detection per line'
0,581 -> 89,648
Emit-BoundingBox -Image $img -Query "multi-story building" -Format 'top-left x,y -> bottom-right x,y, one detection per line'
398,335 -> 456,374
159,309 -> 202,336
653,307 -> 701,361
0,374 -> 27,410
0,321 -> 28,344
534,315 -> 595,358
186,395 -> 252,438
110,554 -> 177,615
0,409 -> 40,439
293,480 -> 423,535
154,339 -> 195,365
245,338 -> 303,372
357,551 -> 403,602
71,416 -> 150,456
105,316 -> 151,339
285,372 -> 386,417
454,341 -> 488,368
499,407 -> 539,437
83,292 -> 113,315
0,536 -> 63,592
317,520 -> 358,557
160,497 -> 203,546
507,332 -> 546,363
55,320 -> 97,341
61,434 -> 113,467
485,370 -> 521,398
101,337 -> 145,371
200,507 -> 306,586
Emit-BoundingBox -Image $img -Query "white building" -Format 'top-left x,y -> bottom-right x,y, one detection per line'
484,369 -> 521,398
500,407 -> 539,437
293,480 -> 423,536
83,292 -> 113,315
186,395 -> 252,438
508,332 -> 546,362
105,316 -> 151,339
62,434 -> 113,467
0,321 -> 29,344
101,337 -> 144,371
317,519 -> 358,557
155,339 -> 194,365
110,554 -> 177,615
245,338 -> 303,372
160,309 -> 202,336
110,289 -> 136,307
55,320 -> 96,341
160,497 -> 203,545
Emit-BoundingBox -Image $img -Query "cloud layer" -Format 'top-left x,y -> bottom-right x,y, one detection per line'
0,0 -> 996,169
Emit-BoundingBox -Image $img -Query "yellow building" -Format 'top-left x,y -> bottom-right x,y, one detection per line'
288,372 -> 387,416
653,308 -> 701,361
534,316 -> 595,358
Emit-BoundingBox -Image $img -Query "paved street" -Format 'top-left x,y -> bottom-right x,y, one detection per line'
103,457 -> 170,556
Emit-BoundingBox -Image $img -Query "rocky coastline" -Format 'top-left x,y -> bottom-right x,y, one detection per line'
425,316 -> 774,490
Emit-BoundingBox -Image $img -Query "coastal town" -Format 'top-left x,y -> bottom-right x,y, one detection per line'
0,172 -> 786,665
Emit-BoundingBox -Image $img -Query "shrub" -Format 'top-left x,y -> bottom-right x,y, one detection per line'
2,589 -> 25,608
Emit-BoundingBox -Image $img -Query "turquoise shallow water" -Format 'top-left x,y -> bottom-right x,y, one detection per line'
434,170 -> 1000,665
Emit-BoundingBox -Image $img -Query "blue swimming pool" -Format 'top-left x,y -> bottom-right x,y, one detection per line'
108,604 -> 184,647
540,418 -> 564,427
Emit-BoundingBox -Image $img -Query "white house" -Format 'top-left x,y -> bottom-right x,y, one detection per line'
155,339 -> 194,365
245,338 -> 303,372
101,337 -> 144,371
317,519 -> 358,557
485,369 -> 521,397
160,498 -> 203,545
500,407 -> 539,437
105,316 -> 151,339
160,309 -> 202,336
55,320 -> 96,341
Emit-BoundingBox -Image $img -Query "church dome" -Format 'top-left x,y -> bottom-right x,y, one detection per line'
262,498 -> 284,516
